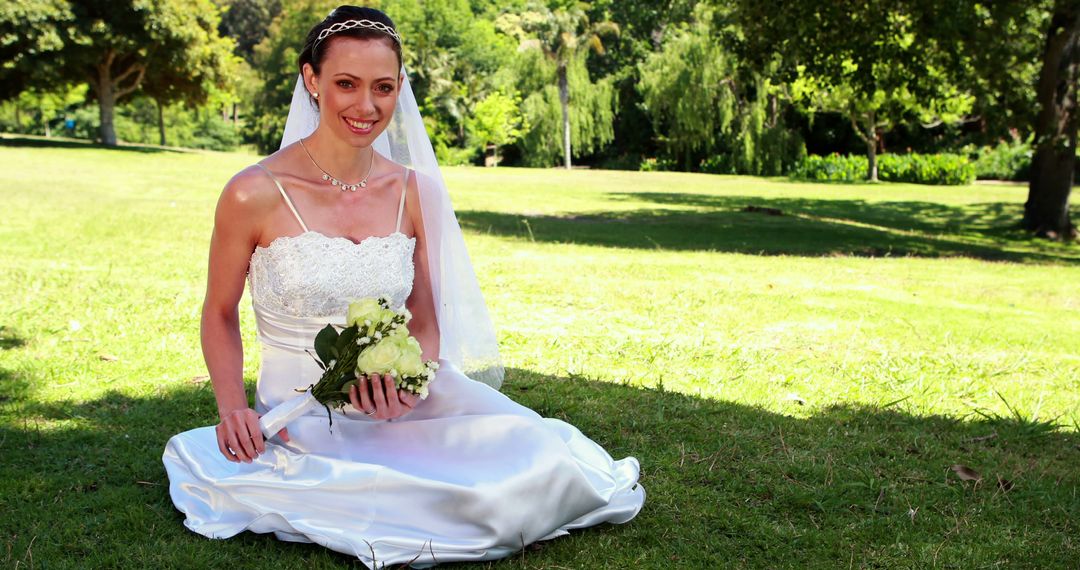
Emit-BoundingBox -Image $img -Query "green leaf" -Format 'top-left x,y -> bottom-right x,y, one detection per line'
314,324 -> 338,366
337,325 -> 358,352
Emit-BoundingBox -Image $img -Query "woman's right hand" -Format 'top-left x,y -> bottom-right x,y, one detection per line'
215,408 -> 290,463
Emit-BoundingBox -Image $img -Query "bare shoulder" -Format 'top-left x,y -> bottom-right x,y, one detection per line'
217,164 -> 280,218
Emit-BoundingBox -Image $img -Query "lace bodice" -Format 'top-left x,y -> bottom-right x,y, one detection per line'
247,230 -> 416,318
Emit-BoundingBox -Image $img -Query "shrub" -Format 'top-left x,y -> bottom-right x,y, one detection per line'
790,154 -> 867,182
879,153 -> 975,185
968,138 -> 1033,181
639,157 -> 675,172
791,152 -> 974,185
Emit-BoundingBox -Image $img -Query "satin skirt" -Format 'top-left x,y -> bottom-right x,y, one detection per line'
162,355 -> 645,567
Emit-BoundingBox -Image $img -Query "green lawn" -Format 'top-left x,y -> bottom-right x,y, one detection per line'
1,137 -> 1079,568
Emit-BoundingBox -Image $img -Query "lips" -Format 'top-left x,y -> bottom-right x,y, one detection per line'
343,117 -> 376,135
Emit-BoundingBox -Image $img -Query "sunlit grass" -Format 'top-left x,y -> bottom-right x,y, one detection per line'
2,138 -> 1079,568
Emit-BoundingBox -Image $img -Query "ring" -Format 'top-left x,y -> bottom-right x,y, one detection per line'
364,409 -> 376,416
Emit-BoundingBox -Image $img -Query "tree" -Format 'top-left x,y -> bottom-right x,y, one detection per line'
0,0 -> 71,101
912,0 -> 1073,238
1024,0 -> 1080,239
215,0 -> 283,66
465,89 -> 527,166
735,0 -> 975,181
2,0 -> 236,147
498,1 -> 619,168
637,6 -> 736,168
139,9 -> 241,146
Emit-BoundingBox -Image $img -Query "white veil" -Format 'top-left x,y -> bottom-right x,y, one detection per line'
279,69 -> 504,390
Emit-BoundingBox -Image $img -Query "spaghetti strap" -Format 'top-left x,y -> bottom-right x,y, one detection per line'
255,163 -> 309,233
394,170 -> 408,233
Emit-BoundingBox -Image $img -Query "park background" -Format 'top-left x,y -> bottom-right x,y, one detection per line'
2,0 -> 1079,568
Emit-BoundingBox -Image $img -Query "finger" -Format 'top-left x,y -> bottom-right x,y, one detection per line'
226,432 -> 251,462
359,377 -> 375,414
349,383 -> 362,411
371,373 -> 390,416
382,374 -> 402,417
245,413 -> 266,454
398,389 -> 420,408
278,426 -> 290,443
233,421 -> 258,461
216,427 -> 238,462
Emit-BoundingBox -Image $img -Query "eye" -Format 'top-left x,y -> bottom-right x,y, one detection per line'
378,83 -> 394,93
337,80 -> 353,88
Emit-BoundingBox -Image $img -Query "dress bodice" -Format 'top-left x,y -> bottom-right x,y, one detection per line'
247,230 -> 416,319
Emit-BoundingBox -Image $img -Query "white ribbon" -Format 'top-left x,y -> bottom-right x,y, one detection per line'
258,389 -> 319,439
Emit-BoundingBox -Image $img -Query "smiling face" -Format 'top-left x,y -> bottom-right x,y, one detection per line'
302,36 -> 402,147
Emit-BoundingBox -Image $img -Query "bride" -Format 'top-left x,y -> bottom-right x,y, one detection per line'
162,5 -> 644,567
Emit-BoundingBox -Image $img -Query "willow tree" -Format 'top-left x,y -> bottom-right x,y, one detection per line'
637,7 -> 736,169
497,2 -> 619,168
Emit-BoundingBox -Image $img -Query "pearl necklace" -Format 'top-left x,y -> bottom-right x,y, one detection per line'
299,136 -> 374,192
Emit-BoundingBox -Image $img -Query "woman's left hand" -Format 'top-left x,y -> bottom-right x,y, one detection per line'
349,373 -> 422,420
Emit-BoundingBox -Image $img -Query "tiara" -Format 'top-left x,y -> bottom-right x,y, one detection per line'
313,19 -> 401,52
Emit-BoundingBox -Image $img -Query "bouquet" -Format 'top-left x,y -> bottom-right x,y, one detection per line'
259,296 -> 438,437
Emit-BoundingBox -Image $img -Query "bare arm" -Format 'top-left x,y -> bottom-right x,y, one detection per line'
201,167 -> 283,461
403,169 -> 441,362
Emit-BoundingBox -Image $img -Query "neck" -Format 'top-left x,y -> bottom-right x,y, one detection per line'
301,130 -> 374,182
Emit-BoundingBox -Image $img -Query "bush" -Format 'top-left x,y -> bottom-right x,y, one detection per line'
790,154 -> 867,182
639,157 -> 675,172
791,152 -> 975,185
968,138 -> 1033,181
880,153 -> 975,185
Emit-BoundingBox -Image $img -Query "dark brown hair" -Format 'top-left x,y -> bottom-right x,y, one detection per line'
298,6 -> 403,107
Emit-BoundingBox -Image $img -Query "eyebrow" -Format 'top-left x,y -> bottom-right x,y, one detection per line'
334,72 -> 396,82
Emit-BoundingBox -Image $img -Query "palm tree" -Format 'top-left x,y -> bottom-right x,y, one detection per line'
509,3 -> 618,169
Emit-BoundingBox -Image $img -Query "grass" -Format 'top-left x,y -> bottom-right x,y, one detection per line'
1,136 -> 1079,568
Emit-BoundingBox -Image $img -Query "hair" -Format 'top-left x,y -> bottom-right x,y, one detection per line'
297,6 -> 403,108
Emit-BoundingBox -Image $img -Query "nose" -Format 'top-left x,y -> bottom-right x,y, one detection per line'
353,89 -> 377,117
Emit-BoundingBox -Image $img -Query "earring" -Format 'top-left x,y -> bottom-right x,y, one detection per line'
312,92 -> 319,99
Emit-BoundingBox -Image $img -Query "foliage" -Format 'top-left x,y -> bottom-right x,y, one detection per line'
511,48 -> 617,167
736,0 -> 977,180
638,156 -> 675,171
387,0 -> 517,157
0,83 -> 87,135
464,89 -> 528,165
497,0 -> 620,168
243,0 -> 337,154
2,0 -> 237,146
216,0 -> 284,65
793,153 -> 976,185
0,0 -> 73,100
966,137 -> 1034,181
637,7 -> 735,166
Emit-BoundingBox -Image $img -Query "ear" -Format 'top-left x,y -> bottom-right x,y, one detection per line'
302,63 -> 318,96
399,71 -> 404,86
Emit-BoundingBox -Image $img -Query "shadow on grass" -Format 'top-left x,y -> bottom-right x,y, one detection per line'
0,134 -> 189,154
457,192 -> 1077,263
0,325 -> 26,350
2,368 -> 1078,567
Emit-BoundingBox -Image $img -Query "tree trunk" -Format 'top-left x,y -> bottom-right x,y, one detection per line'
558,60 -> 571,169
14,103 -> 22,132
156,97 -> 167,146
231,102 -> 238,126
867,138 -> 878,182
97,78 -> 118,146
1024,1 -> 1080,240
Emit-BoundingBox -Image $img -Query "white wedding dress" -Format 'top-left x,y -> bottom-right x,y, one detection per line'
162,165 -> 645,567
